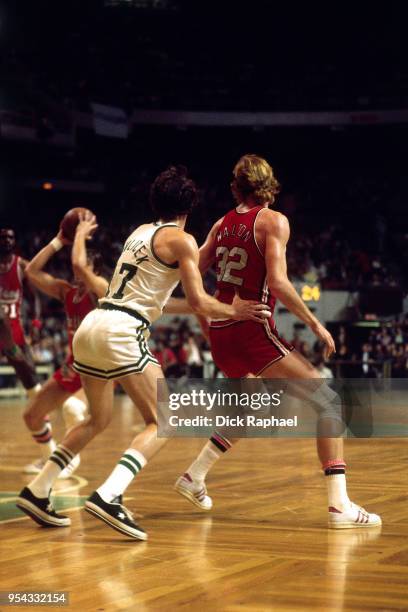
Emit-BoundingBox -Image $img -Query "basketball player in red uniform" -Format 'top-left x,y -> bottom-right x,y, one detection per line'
0,228 -> 41,396
176,154 -> 381,528
22,212 -> 108,477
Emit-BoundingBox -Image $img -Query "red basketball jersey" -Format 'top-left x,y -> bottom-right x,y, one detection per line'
213,206 -> 276,324
64,287 -> 96,359
0,255 -> 25,345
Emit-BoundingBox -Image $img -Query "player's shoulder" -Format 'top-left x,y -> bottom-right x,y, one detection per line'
18,257 -> 29,271
210,216 -> 225,234
176,229 -> 198,250
157,225 -> 197,253
256,208 -> 289,233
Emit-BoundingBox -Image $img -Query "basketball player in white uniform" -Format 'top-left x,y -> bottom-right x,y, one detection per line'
17,166 -> 270,539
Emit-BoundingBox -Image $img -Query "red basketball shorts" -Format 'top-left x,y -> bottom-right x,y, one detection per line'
209,319 -> 294,378
53,358 -> 82,394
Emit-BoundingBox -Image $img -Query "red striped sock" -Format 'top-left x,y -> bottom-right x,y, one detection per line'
210,432 -> 232,453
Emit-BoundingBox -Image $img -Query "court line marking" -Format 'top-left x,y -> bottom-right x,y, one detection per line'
0,475 -> 88,503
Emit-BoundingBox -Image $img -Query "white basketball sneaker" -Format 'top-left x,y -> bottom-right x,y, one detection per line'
174,473 -> 213,510
328,502 -> 382,529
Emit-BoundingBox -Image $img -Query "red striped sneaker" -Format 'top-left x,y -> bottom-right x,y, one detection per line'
328,502 -> 382,529
174,473 -> 213,511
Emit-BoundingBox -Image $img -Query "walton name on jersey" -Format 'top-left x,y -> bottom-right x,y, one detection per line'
217,223 -> 251,243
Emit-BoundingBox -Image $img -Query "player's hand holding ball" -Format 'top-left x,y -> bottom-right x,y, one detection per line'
60,207 -> 97,242
75,210 -> 98,241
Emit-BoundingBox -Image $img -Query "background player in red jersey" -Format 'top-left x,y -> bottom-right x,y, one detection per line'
176,154 -> 381,529
0,228 -> 41,396
22,212 -> 108,477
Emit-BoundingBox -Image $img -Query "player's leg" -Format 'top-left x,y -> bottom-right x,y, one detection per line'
0,307 -> 39,393
0,321 -> 39,394
62,388 -> 88,432
17,375 -> 114,528
175,431 -> 236,510
22,377 -> 70,473
51,368 -> 88,477
175,324 -> 242,509
260,351 -> 381,528
86,363 -> 168,540
23,375 -> 87,477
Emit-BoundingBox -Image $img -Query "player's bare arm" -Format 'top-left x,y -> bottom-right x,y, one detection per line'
18,258 -> 41,316
198,218 -> 223,273
71,211 -> 108,298
25,233 -> 72,302
162,228 -> 269,322
163,217 -> 225,314
260,209 -> 335,358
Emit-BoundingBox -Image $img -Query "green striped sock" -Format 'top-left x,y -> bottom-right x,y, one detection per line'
97,448 -> 147,503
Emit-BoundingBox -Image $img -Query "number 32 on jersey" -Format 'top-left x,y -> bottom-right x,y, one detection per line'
216,246 -> 248,286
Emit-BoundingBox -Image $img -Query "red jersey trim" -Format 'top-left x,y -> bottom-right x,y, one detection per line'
253,208 -> 265,258
210,319 -> 239,328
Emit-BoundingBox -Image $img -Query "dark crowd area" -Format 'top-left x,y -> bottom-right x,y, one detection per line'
0,2 -> 406,113
1,1 -> 407,380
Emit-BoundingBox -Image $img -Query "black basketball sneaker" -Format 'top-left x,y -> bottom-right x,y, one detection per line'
85,491 -> 147,540
16,487 -> 71,527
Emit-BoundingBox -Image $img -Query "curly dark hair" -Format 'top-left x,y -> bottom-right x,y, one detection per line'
150,166 -> 198,221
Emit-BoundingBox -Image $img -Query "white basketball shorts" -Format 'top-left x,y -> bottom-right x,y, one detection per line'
72,307 -> 159,380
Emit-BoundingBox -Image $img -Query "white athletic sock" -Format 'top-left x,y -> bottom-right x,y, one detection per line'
29,444 -> 75,498
186,442 -> 224,484
62,397 -> 87,432
31,422 -> 57,461
97,448 -> 147,503
326,474 -> 351,511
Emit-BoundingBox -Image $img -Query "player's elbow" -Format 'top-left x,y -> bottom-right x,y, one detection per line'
268,275 -> 288,295
72,261 -> 85,277
25,263 -> 36,279
186,294 -> 204,314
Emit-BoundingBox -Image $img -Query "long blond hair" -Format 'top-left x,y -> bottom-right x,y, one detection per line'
231,154 -> 280,205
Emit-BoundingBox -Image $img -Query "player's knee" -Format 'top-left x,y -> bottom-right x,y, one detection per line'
23,406 -> 41,431
88,413 -> 110,434
312,383 -> 343,423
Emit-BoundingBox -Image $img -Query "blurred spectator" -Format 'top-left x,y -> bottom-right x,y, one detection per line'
31,338 -> 54,364
315,358 -> 334,379
182,333 -> 203,378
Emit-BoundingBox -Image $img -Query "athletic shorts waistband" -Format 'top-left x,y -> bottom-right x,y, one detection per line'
99,302 -> 150,327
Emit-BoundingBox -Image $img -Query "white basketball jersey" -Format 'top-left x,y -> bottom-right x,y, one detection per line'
100,222 -> 180,324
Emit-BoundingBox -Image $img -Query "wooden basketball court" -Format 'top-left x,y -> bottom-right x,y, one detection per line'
1,396 -> 407,611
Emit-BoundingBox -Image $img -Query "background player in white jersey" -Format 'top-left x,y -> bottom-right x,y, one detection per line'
17,165 -> 270,539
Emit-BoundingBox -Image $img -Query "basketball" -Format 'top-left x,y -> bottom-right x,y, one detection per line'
60,207 -> 95,241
